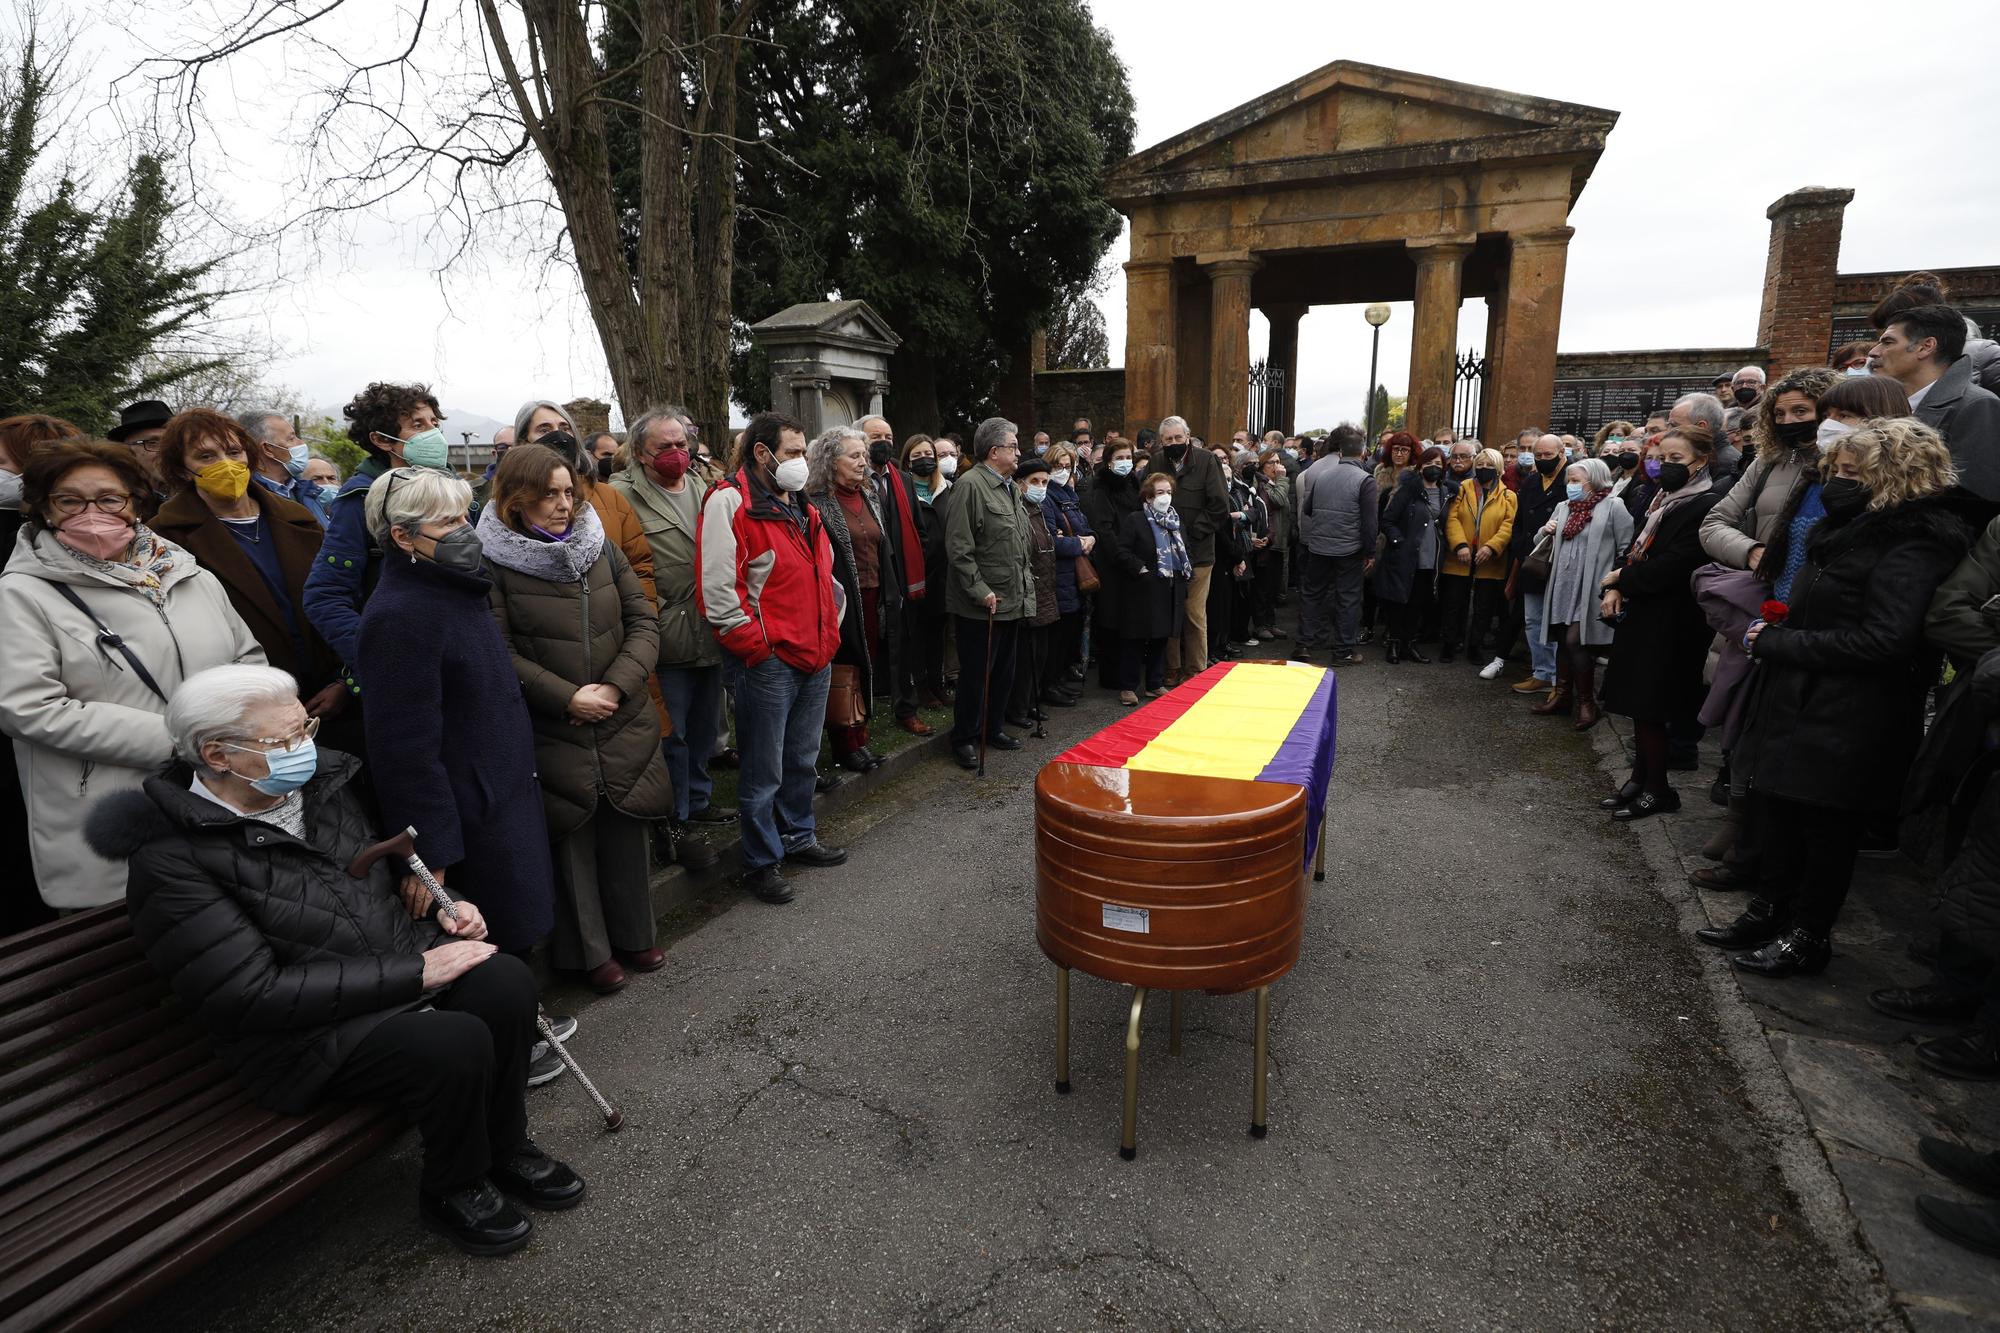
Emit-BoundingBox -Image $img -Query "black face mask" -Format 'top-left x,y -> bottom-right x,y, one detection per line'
423,524 -> 485,576
869,440 -> 893,466
1164,442 -> 1188,462
1617,452 -> 1641,470
1421,465 -> 1443,482
1773,419 -> 1819,449
1732,386 -> 1760,407
1656,461 -> 1692,492
1822,477 -> 1871,520
1473,467 -> 1497,486
1534,456 -> 1562,476
909,455 -> 938,477
595,455 -> 616,482
541,429 -> 578,455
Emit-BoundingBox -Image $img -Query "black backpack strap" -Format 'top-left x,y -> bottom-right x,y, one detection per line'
52,582 -> 168,703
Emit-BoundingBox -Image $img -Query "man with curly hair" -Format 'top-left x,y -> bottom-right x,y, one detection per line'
301,382 -> 449,685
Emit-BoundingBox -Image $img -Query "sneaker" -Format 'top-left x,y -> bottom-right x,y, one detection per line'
1511,675 -> 1552,694
1118,690 -> 1139,706
527,1042 -> 567,1087
687,805 -> 737,825
544,1013 -> 577,1045
1479,657 -> 1506,680
1243,637 -> 1260,647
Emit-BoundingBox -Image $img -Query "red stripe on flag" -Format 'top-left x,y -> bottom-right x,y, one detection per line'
1052,661 -> 1236,768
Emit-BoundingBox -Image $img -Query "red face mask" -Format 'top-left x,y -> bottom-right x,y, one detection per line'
649,446 -> 690,484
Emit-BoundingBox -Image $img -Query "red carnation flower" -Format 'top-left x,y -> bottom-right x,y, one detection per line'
1759,600 -> 1789,624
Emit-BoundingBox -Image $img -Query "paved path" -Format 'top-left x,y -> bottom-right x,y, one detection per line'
124,656 -> 1891,1331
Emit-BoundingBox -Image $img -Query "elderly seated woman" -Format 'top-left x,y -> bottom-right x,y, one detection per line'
85,664 -> 586,1257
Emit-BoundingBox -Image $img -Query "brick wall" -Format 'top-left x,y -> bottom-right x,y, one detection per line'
1757,188 -> 1854,379
1032,369 -> 1125,441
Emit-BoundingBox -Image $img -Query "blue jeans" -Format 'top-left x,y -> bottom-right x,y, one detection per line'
729,654 -> 830,871
658,664 -> 723,821
1521,585 -> 1557,680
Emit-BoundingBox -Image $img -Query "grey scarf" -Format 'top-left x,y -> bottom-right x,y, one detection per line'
475,499 -> 606,583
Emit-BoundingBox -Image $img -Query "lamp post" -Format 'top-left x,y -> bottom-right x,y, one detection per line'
1363,303 -> 1391,441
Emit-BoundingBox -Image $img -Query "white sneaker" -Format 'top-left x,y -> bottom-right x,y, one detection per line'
1479,657 -> 1506,680
1243,637 -> 1260,647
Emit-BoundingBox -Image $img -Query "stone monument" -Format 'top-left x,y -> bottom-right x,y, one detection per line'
747,300 -> 900,437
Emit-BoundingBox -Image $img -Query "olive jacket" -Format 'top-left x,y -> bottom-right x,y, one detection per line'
943,461 -> 1035,621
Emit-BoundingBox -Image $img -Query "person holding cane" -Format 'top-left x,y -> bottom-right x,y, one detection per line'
92,664 -> 586,1258
943,417 -> 1035,772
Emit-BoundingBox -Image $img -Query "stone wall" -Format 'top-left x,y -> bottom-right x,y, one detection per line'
1756,188 -> 1853,378
1546,349 -> 1767,438
1829,265 -> 2000,359
1032,369 -> 1125,440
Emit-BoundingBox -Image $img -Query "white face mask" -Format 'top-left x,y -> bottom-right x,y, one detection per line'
1817,418 -> 1853,452
1844,365 -> 1872,378
1050,468 -> 1071,487
938,454 -> 958,478
0,466 -> 21,508
1151,493 -> 1174,513
772,456 -> 810,493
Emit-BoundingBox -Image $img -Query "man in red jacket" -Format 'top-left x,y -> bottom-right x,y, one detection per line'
697,411 -> 847,904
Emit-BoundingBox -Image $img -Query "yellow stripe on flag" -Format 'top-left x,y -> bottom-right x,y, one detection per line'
1125,662 -> 1326,781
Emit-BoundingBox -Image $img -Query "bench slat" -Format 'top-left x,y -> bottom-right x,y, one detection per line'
0,1041 -> 214,1163
0,962 -> 169,1057
0,1060 -> 235,1197
0,938 -> 147,1012
0,1004 -> 185,1105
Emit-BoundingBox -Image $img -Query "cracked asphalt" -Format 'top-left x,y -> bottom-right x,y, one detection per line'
122,651 -> 1885,1332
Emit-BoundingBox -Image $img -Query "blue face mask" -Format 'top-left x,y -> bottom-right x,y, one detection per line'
1025,483 -> 1048,505
1566,482 -> 1587,502
315,483 -> 341,505
242,740 -> 318,796
1111,459 -> 1134,476
284,442 -> 311,477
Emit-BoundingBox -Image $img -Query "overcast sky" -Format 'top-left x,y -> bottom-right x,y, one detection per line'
54,0 -> 1998,433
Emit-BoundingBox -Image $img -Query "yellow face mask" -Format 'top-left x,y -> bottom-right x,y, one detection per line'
194,458 -> 253,501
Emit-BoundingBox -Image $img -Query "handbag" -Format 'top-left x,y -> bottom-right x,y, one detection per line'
1520,530 -> 1554,587
826,664 -> 865,728
1072,553 -> 1100,595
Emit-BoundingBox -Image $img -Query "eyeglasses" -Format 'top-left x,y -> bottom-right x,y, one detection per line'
50,492 -> 134,516
126,436 -> 164,453
221,716 -> 321,755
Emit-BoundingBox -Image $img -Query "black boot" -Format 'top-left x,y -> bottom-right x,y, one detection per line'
1402,641 -> 1432,664
1385,639 -> 1402,665
1733,926 -> 1831,978
1695,896 -> 1786,949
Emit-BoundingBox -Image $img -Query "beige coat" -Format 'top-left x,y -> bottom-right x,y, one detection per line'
0,526 -> 264,907
1698,447 -> 1815,570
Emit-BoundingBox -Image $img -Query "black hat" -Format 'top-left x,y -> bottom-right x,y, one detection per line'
1016,453 -> 1051,479
107,400 -> 172,442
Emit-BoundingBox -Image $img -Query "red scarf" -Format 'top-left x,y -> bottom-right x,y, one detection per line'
1561,486 -> 1608,540
878,464 -> 927,599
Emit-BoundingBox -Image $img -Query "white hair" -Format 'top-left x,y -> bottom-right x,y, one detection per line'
1733,365 -> 1767,383
235,409 -> 287,444
365,467 -> 472,547
1159,415 -> 1189,435
1673,393 -> 1728,438
167,665 -> 300,766
1568,456 -> 1613,491
805,425 -> 866,495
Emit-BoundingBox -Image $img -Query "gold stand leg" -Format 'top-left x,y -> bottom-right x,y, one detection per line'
1168,991 -> 1183,1056
1250,985 -> 1271,1138
1120,986 -> 1148,1161
1054,966 -> 1071,1095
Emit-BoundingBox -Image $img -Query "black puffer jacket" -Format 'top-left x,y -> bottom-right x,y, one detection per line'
1736,496 -> 1971,814
86,751 -> 442,1114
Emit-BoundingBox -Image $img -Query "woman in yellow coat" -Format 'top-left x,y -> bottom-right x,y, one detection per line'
1439,446 -> 1516,664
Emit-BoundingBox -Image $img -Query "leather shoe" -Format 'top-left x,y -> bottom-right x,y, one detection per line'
1918,1136 -> 2000,1198
1732,926 -> 1831,978
419,1181 -> 533,1256
743,866 -> 794,903
490,1144 -> 587,1210
1041,689 -> 1078,708
952,743 -> 978,770
583,959 -> 627,993
1868,983 -> 1981,1025
897,715 -> 934,736
838,750 -> 875,773
814,771 -> 840,793
1598,780 -> 1642,811
671,826 -> 719,871
1689,864 -> 1752,892
1916,1194 -> 2000,1259
1004,712 -> 1033,730
1695,896 -> 1786,949
616,946 -> 666,973
710,747 -> 740,769
785,841 -> 848,867
1402,644 -> 1432,664
1611,789 -> 1680,822
987,733 -> 1022,751
688,804 -> 737,825
1916,1027 -> 2000,1081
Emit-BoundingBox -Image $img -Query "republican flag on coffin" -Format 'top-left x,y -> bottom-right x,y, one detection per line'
1054,660 -> 1338,864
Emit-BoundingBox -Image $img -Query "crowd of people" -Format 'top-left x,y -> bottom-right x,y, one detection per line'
5,269 -> 2000,1260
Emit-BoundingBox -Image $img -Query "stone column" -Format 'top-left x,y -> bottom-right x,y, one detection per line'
1203,254 -> 1262,447
1481,294 -> 1505,443
1404,237 -> 1473,440
1123,259 -> 1177,439
788,376 -> 831,436
1484,227 -> 1574,443
1757,187 -> 1854,377
867,382 -> 891,418
1262,302 -> 1308,436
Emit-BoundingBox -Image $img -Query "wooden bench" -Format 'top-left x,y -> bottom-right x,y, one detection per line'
0,907 -> 400,1333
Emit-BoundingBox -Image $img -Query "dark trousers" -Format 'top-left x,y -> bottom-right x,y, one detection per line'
1010,623 -> 1051,718
887,595 -> 922,721
1755,794 -> 1864,935
913,603 -> 948,703
323,953 -> 536,1197
1207,564 -> 1234,658
1251,556 -> 1283,631
952,613 -> 1020,745
1121,636 -> 1168,692
1300,551 -> 1365,650
1440,574 -> 1502,657
1044,611 -> 1085,693
1384,573 -> 1438,644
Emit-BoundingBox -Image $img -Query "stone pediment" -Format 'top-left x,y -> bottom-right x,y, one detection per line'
1110,60 -> 1616,207
748,299 -> 901,353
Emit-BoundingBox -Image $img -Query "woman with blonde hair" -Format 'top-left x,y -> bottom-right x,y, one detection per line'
1438,445 -> 1515,665
1700,419 -> 1971,977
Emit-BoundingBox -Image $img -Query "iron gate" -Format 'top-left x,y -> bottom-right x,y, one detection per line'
1248,359 -> 1287,437
1453,348 -> 1488,440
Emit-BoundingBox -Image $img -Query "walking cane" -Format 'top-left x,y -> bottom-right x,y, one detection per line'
383,828 -> 627,1132
977,602 -> 996,777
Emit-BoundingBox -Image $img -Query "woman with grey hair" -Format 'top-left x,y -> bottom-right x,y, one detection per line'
353,467 -> 564,1073
1530,454 -> 1634,730
805,425 -> 884,772
89,663 -> 584,1257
